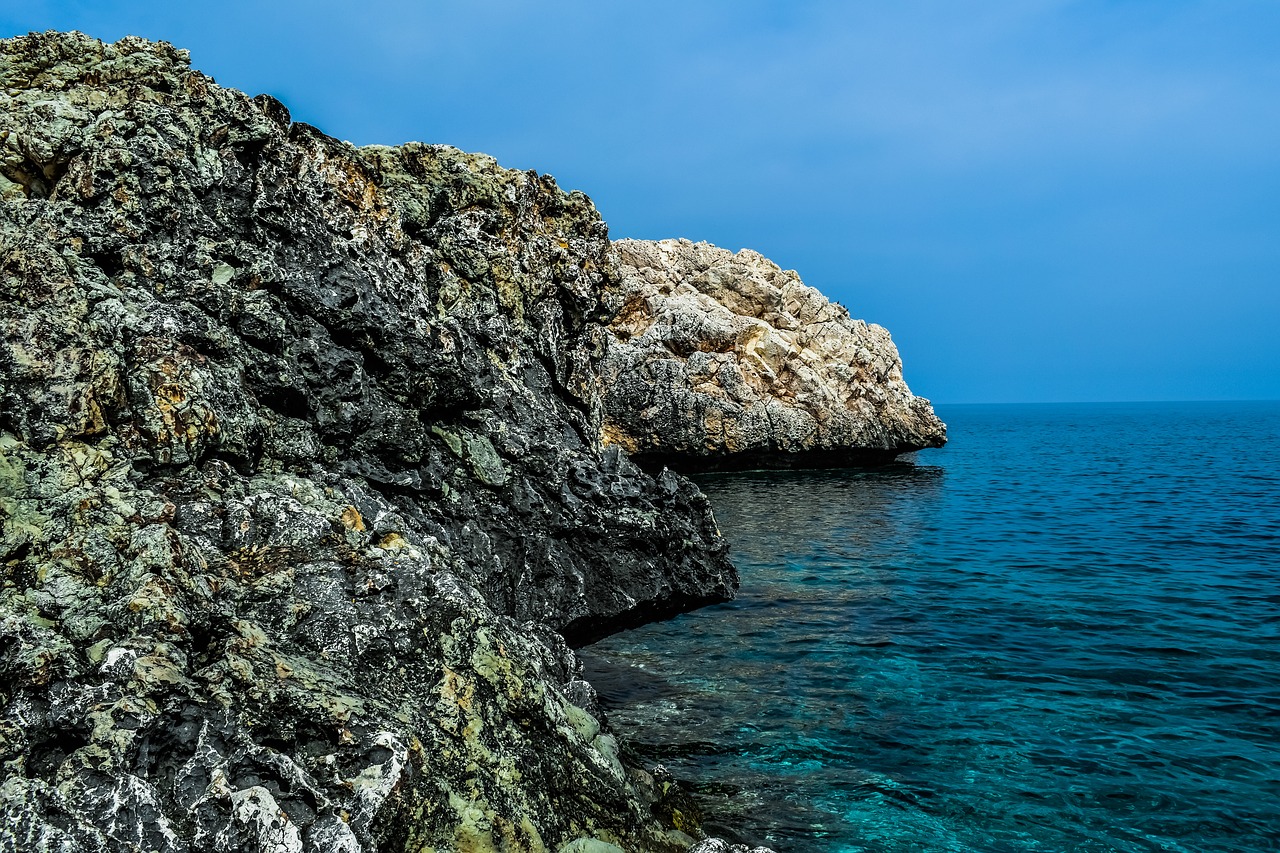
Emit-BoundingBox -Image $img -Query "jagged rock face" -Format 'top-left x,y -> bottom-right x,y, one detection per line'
0,32 -> 735,852
602,239 -> 946,470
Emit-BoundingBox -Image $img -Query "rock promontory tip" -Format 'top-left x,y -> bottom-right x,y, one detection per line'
601,238 -> 946,471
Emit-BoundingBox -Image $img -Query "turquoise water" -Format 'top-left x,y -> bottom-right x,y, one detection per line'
581,402 -> 1280,852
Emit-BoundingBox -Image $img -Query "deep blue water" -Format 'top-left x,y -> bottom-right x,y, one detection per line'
580,402 -> 1280,852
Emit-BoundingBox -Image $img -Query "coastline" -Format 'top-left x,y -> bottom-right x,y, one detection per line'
0,31 -> 938,853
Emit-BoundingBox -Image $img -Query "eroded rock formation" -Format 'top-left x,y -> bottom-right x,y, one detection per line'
0,32 -> 734,852
602,239 -> 946,470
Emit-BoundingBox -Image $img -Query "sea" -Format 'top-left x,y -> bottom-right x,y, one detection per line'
579,401 -> 1280,853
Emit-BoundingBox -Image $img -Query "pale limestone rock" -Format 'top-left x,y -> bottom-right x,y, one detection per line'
602,238 -> 946,469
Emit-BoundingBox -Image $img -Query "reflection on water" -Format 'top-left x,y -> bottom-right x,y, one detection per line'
699,465 -> 945,571
581,402 -> 1280,853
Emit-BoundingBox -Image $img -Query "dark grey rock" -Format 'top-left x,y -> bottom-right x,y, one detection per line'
0,31 -> 740,853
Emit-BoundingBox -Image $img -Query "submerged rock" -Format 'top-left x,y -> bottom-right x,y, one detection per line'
688,841 -> 775,853
602,239 -> 946,471
0,31 -> 739,852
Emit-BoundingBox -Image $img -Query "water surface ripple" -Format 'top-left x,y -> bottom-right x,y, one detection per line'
581,402 -> 1280,852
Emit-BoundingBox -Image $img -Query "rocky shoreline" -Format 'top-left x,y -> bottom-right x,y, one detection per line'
0,32 -> 942,852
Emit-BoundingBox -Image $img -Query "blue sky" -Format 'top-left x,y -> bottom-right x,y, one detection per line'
5,1 -> 1278,403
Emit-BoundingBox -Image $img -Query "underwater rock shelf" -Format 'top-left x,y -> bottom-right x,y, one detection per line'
0,31 -> 941,852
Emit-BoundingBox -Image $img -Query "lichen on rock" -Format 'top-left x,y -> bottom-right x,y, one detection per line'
0,31 -> 742,853
601,238 -> 946,471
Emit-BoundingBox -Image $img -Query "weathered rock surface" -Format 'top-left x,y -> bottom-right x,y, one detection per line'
602,239 -> 946,470
0,32 -> 739,852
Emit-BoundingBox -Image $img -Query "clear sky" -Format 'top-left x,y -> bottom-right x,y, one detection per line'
5,1 -> 1279,403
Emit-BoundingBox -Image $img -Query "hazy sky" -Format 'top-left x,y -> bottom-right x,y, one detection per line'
5,1 -> 1278,403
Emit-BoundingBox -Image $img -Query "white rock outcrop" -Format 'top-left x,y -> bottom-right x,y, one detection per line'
601,238 -> 946,468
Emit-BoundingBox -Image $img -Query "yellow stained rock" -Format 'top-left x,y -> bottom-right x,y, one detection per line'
340,505 -> 365,531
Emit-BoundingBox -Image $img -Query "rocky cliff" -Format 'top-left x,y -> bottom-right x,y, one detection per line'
0,29 -> 945,853
0,32 -> 740,853
601,239 -> 946,470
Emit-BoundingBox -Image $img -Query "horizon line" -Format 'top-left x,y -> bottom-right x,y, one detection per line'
929,398 -> 1280,407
